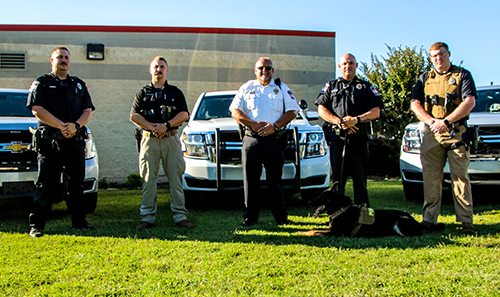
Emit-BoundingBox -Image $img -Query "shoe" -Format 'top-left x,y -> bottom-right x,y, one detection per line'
277,219 -> 291,226
29,227 -> 44,238
462,222 -> 478,235
73,222 -> 97,230
241,219 -> 256,227
176,220 -> 195,229
420,221 -> 445,232
136,221 -> 154,230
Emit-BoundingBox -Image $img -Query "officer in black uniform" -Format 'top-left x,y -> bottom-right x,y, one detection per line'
315,53 -> 383,206
27,46 -> 95,238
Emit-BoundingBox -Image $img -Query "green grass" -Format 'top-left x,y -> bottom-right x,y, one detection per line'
1,181 -> 500,296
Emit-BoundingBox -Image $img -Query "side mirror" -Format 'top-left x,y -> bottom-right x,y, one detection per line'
299,99 -> 308,110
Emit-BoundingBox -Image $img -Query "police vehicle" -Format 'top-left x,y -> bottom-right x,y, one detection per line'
180,90 -> 330,200
0,88 -> 99,211
400,85 -> 500,200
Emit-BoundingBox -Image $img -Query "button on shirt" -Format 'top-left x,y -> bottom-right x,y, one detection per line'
230,79 -> 300,123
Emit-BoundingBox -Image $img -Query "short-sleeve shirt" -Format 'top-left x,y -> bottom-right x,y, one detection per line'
230,79 -> 300,123
412,65 -> 477,103
130,81 -> 188,128
315,76 -> 383,118
26,73 -> 95,128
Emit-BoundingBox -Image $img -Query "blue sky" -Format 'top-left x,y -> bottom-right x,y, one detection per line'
1,0 -> 498,86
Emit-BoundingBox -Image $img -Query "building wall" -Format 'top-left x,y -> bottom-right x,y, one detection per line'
0,25 -> 336,182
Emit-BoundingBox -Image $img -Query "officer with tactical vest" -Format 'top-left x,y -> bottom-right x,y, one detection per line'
130,56 -> 194,230
27,46 -> 96,238
315,53 -> 383,207
410,42 -> 477,235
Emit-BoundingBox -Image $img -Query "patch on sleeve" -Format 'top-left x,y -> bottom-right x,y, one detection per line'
319,82 -> 330,94
287,90 -> 296,100
370,86 -> 380,96
29,81 -> 40,92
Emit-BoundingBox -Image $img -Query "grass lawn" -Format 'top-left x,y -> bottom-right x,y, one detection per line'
1,181 -> 499,296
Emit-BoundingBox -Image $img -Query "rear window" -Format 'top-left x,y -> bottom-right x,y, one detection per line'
0,91 -> 33,117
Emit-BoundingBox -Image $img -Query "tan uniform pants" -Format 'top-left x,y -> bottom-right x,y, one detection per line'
139,131 -> 188,224
420,124 -> 473,223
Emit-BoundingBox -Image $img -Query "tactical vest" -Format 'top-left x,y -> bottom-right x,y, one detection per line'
423,67 -> 463,119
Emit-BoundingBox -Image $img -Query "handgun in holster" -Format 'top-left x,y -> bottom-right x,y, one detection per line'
134,128 -> 143,153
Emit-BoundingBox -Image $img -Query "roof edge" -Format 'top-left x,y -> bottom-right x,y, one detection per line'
0,24 -> 335,38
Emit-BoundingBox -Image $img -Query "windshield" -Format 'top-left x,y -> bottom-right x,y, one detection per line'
0,91 -> 33,117
472,88 -> 500,113
194,94 -> 234,120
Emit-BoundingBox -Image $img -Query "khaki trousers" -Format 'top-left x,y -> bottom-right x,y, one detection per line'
139,133 -> 188,224
420,125 -> 473,223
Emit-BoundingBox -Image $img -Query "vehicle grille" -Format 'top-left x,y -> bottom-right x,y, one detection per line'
211,130 -> 300,164
0,130 -> 37,171
471,126 -> 500,157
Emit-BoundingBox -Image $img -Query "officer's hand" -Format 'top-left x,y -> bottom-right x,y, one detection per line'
347,126 -> 359,134
61,123 -> 76,139
257,122 -> 274,137
151,123 -> 168,137
341,116 -> 357,130
430,119 -> 449,134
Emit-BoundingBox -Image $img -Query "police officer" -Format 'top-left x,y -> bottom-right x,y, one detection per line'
315,53 -> 383,207
130,56 -> 194,230
27,46 -> 96,238
230,57 -> 300,227
410,42 -> 477,234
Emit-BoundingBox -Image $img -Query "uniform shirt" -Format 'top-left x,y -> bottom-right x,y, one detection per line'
412,65 -> 477,103
315,76 -> 383,125
230,79 -> 300,124
26,73 -> 95,128
130,81 -> 189,128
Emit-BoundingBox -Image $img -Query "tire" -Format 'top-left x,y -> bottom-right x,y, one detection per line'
83,192 -> 98,214
402,182 -> 424,201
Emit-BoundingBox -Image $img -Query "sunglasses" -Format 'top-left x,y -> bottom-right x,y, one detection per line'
257,66 -> 272,71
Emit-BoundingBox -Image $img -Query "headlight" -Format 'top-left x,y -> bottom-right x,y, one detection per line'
303,132 -> 327,158
402,127 -> 422,153
85,131 -> 97,160
182,133 -> 209,159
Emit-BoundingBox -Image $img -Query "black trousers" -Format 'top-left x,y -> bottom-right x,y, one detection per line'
242,135 -> 287,222
329,133 -> 370,206
29,138 -> 86,229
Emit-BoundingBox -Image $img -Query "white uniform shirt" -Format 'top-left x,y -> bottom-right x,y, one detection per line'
230,79 -> 300,124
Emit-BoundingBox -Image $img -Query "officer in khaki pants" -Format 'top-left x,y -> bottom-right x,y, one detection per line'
410,42 -> 477,234
130,56 -> 194,230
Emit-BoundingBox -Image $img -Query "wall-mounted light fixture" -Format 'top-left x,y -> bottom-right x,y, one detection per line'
87,43 -> 105,60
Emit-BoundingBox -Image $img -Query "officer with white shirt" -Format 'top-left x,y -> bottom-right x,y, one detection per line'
230,57 -> 300,227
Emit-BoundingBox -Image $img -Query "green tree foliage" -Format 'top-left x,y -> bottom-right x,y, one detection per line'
360,45 -> 432,148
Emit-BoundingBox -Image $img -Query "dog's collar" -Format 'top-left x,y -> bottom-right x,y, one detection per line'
329,204 -> 351,220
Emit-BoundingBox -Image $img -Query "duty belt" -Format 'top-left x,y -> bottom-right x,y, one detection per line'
143,129 -> 178,138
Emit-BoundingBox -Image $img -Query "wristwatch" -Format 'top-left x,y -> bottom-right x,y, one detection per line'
356,117 -> 361,124
165,122 -> 171,129
74,122 -> 81,131
273,123 -> 279,131
443,118 -> 450,126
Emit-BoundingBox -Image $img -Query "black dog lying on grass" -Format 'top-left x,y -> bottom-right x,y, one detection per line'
299,183 -> 424,237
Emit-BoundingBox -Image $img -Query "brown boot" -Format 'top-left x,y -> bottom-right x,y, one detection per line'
136,221 -> 154,230
462,222 -> 478,235
176,220 -> 195,229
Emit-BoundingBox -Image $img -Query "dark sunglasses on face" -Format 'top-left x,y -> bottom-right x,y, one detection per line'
257,66 -> 272,71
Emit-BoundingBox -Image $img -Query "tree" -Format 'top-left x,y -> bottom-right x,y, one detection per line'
360,45 -> 432,148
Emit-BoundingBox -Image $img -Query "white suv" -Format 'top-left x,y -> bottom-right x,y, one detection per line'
180,90 -> 331,200
400,85 -> 500,200
0,88 -> 99,212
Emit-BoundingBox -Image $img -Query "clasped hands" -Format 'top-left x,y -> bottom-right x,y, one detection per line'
151,123 -> 169,138
253,121 -> 275,137
338,116 -> 359,134
429,119 -> 450,134
60,122 -> 78,139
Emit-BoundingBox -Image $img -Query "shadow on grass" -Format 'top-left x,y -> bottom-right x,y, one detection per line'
1,182 -> 500,250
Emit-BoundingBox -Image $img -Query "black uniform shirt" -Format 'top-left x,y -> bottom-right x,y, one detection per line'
130,81 -> 189,129
315,76 -> 383,134
412,65 -> 477,103
26,72 -> 95,128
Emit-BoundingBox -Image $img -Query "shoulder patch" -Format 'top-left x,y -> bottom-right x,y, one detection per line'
370,86 -> 380,96
287,90 -> 296,100
29,81 -> 40,92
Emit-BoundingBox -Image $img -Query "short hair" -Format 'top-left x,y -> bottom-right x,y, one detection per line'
151,56 -> 168,68
430,42 -> 449,52
255,57 -> 273,68
51,46 -> 71,56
